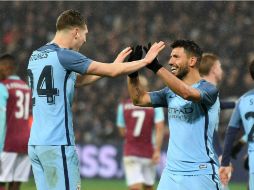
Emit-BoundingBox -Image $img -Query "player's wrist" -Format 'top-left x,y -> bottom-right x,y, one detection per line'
146,62 -> 163,74
153,146 -> 161,152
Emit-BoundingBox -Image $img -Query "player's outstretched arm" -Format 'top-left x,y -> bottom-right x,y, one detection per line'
127,77 -> 152,107
75,74 -> 102,87
75,47 -> 134,87
156,68 -> 201,102
86,42 -> 165,77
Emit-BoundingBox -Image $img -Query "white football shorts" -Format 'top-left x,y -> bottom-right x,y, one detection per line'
0,152 -> 31,182
123,156 -> 156,186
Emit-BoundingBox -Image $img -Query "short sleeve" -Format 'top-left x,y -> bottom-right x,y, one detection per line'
154,107 -> 165,123
116,104 -> 125,128
57,49 -> 93,74
0,84 -> 8,153
149,88 -> 168,108
228,100 -> 242,129
197,81 -> 218,106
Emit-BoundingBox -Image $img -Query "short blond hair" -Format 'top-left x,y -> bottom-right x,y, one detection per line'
199,53 -> 219,76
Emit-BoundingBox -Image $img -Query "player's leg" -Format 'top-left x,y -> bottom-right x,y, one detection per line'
28,145 -> 48,190
36,145 -> 81,190
0,152 -> 17,188
64,145 -> 81,190
8,182 -> 20,190
11,153 -> 31,190
157,170 -> 179,190
0,182 -> 6,190
249,172 -> 254,190
142,158 -> 156,190
181,174 -> 221,190
123,156 -> 144,190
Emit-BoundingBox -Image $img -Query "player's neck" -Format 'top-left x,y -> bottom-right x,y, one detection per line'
51,32 -> 73,49
182,69 -> 202,85
202,75 -> 217,86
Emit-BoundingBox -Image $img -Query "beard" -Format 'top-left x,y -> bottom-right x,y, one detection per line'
176,65 -> 189,80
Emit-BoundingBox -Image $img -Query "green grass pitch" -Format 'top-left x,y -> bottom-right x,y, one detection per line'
20,178 -> 247,190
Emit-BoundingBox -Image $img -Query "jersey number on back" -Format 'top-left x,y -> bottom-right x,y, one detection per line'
15,90 -> 30,119
245,111 -> 254,142
132,110 -> 145,137
27,65 -> 59,105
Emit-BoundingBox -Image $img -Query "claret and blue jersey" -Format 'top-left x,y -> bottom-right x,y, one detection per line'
149,79 -> 220,175
27,43 -> 92,146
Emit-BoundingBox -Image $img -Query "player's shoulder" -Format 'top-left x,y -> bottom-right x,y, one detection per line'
238,89 -> 254,105
196,79 -> 218,93
241,89 -> 254,98
197,79 -> 217,89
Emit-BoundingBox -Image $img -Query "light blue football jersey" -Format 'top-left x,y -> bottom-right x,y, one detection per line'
149,79 -> 220,175
0,83 -> 8,153
228,89 -> 254,173
27,43 -> 92,145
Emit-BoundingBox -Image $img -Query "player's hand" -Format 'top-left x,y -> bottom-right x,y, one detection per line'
127,45 -> 143,78
231,140 -> 245,159
143,42 -> 163,73
152,150 -> 161,164
219,166 -> 232,185
113,47 -> 132,63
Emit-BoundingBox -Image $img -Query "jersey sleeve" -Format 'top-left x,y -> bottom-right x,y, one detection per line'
57,49 -> 93,74
116,103 -> 125,128
154,107 -> 165,123
228,100 -> 242,129
0,84 -> 8,153
149,88 -> 168,108
197,81 -> 219,106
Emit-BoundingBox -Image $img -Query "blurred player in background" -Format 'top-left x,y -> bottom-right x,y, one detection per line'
27,9 -> 165,190
199,53 -> 233,190
117,68 -> 165,190
127,40 -> 222,190
0,68 -> 8,155
220,60 -> 254,190
0,54 -> 31,190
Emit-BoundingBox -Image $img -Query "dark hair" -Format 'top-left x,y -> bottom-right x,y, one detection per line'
0,53 -> 17,73
56,9 -> 86,31
249,59 -> 254,80
170,39 -> 203,66
199,53 -> 219,76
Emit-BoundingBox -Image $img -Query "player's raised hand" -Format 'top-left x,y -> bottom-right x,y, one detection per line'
143,41 -> 165,63
113,47 -> 132,63
219,166 -> 232,185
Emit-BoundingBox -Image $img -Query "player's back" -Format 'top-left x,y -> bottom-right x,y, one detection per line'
2,76 -> 31,153
235,90 -> 254,151
122,99 -> 155,158
28,44 -> 76,146
27,43 -> 92,146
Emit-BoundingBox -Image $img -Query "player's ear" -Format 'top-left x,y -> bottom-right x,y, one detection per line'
189,56 -> 197,67
72,27 -> 80,39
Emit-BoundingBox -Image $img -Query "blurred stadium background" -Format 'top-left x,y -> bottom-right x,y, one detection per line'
1,1 -> 253,189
